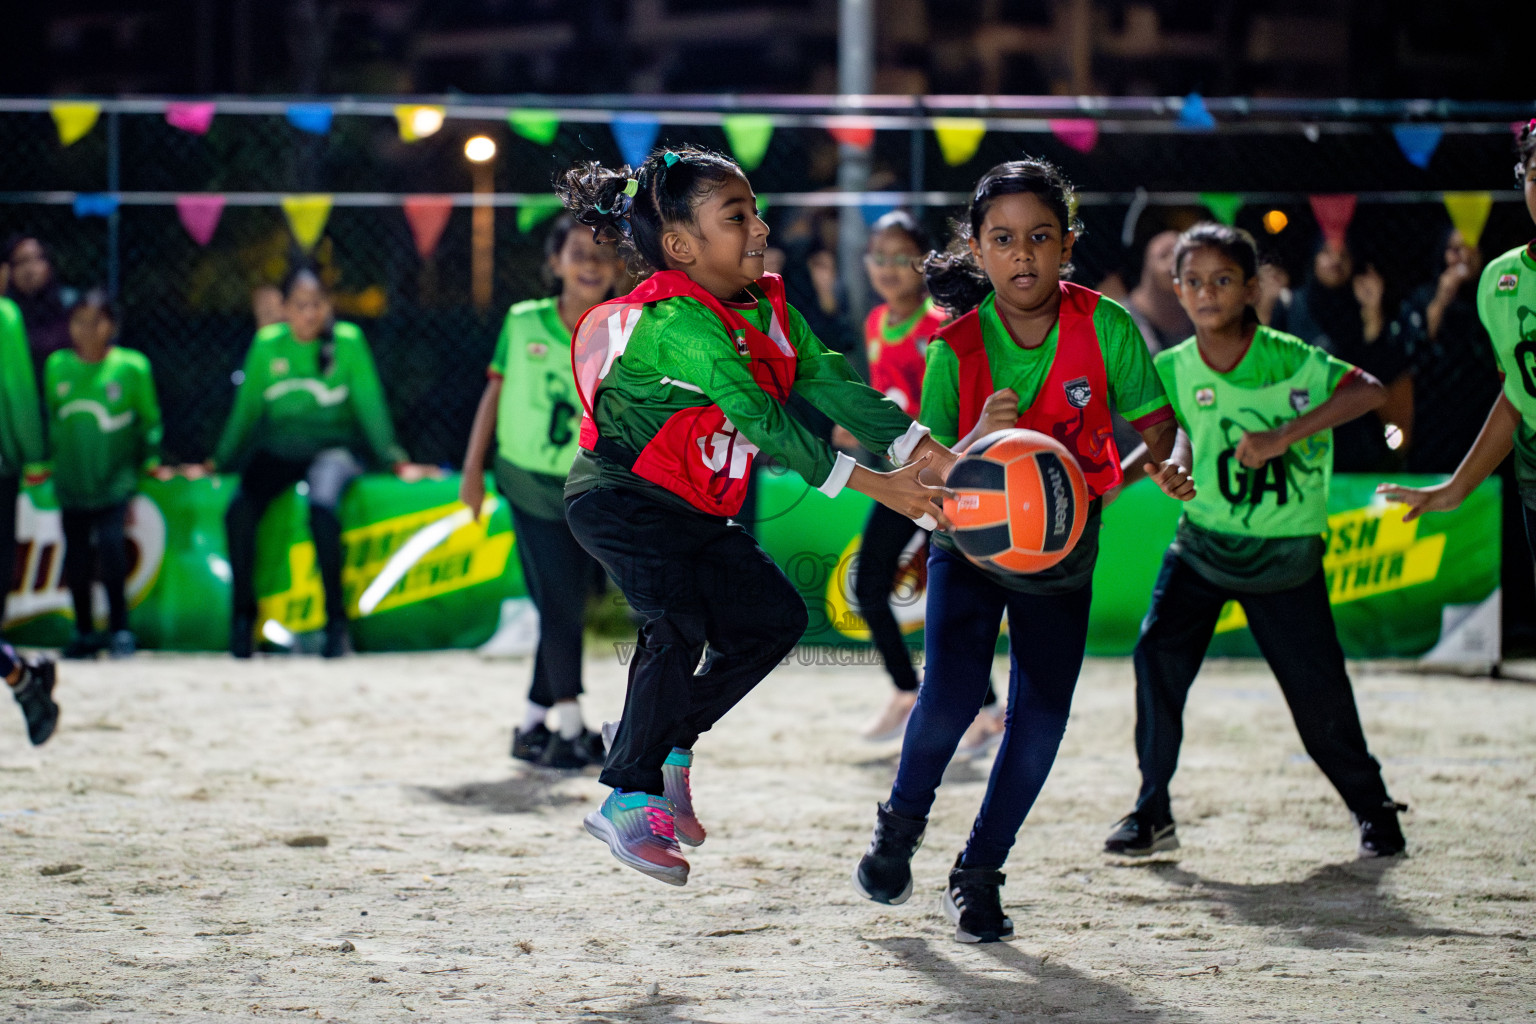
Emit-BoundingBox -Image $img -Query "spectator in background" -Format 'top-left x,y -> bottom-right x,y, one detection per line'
1393,228 -> 1501,474
1256,259 -> 1293,326
46,290 -> 164,660
1272,238 -> 1412,472
3,235 -> 75,383
209,266 -> 427,660
250,283 -> 285,329
1122,230 -> 1194,354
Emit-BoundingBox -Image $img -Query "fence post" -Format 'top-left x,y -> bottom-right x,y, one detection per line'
837,0 -> 873,329
909,96 -> 926,215
107,108 -> 121,296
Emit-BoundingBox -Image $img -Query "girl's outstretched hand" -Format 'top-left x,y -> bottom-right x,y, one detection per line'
852,452 -> 953,532
1376,480 -> 1463,523
1144,459 -> 1195,501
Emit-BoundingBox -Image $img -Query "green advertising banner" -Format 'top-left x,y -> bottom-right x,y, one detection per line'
1,471 -> 1501,658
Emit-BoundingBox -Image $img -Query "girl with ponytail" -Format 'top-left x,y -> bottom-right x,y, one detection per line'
557,146 -> 958,887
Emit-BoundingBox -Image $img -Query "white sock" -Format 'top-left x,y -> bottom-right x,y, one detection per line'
521,703 -> 549,733
552,700 -> 584,740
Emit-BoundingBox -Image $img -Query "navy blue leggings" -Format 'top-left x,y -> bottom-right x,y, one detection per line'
888,545 -> 1092,868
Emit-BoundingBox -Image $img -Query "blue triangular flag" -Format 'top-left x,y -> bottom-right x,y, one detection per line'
860,202 -> 897,227
1392,124 -> 1442,170
1177,93 -> 1216,131
72,193 -> 119,218
610,113 -> 661,169
286,103 -> 334,135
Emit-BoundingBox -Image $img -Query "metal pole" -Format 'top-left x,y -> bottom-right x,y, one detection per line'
909,96 -> 926,217
107,110 -> 120,296
837,0 -> 873,330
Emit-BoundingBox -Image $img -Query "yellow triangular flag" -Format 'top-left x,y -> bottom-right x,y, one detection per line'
1443,192 -> 1494,249
933,117 -> 987,166
282,194 -> 333,252
394,104 -> 445,142
51,102 -> 101,146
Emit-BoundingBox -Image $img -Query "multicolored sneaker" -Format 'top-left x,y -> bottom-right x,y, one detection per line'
663,748 -> 706,847
584,790 -> 689,886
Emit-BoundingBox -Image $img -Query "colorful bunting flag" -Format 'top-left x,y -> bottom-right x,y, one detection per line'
1177,93 -> 1216,131
826,117 -> 876,150
51,102 -> 101,146
517,196 -> 564,234
165,102 -> 215,136
286,104 -> 333,135
282,194 -> 333,251
1049,118 -> 1099,154
1443,192 -> 1494,249
1392,124 -> 1442,170
722,114 -> 775,172
861,203 -> 897,227
508,109 -> 561,146
1308,194 -> 1357,252
175,195 -> 225,246
72,194 -> 118,218
610,114 -> 661,169
402,196 -> 455,259
933,118 -> 987,166
395,105 -> 445,142
1200,192 -> 1244,226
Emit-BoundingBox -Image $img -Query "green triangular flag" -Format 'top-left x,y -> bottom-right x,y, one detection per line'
508,109 -> 561,146
517,195 -> 564,234
1200,192 -> 1244,226
722,114 -> 775,172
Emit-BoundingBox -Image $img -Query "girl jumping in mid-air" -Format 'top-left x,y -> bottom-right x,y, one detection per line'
1380,120 -> 1536,574
1104,223 -> 1405,862
460,215 -> 622,769
559,146 -> 956,887
853,159 -> 1182,943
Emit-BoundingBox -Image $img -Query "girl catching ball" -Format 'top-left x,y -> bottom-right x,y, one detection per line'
559,146 -> 956,887
853,159 -> 1182,943
1104,223 -> 1405,862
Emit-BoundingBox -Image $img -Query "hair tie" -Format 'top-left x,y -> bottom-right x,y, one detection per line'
594,177 -> 640,218
663,152 -> 680,167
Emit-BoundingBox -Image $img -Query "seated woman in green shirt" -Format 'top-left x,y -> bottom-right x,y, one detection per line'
209,267 -> 419,659
46,290 -> 165,659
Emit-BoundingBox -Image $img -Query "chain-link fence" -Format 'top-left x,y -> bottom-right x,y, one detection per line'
0,95 -> 1531,471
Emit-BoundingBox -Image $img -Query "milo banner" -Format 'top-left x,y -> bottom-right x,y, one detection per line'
752,470 -> 1502,660
1,472 -> 1501,659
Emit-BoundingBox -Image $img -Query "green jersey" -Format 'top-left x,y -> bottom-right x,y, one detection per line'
44,346 -> 163,510
213,321 -> 407,471
566,284 -> 916,512
920,291 -> 1172,594
1158,327 -> 1356,592
0,297 -> 45,479
1476,245 -> 1536,502
488,297 -> 579,519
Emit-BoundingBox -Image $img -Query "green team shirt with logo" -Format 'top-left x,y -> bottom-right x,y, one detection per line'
0,297 -> 45,479
44,347 -> 163,510
1158,326 -> 1356,592
919,291 -> 1173,594
214,321 -> 407,471
1477,244 -> 1536,503
566,282 -> 915,513
489,297 -> 581,519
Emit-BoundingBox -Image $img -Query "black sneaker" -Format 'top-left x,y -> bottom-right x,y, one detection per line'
108,630 -> 136,659
852,801 -> 927,905
230,615 -> 254,659
1356,801 -> 1408,858
61,632 -> 106,660
943,854 -> 1014,943
511,723 -> 552,763
321,622 -> 350,659
538,729 -> 604,770
12,654 -> 59,746
1104,813 -> 1179,857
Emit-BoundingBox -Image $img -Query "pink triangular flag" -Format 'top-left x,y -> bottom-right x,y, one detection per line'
166,102 -> 216,135
1308,194 -> 1357,253
176,194 -> 225,246
402,196 -> 455,259
1049,118 -> 1099,154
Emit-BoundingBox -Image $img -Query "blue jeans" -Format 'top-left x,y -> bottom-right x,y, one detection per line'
888,545 -> 1092,868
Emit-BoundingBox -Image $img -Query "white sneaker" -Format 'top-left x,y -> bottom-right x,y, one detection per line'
861,690 -> 918,743
955,705 -> 1005,760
